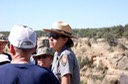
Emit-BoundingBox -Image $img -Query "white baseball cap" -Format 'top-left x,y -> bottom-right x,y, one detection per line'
8,25 -> 37,49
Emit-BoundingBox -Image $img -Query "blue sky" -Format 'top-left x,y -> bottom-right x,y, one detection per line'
0,0 -> 128,31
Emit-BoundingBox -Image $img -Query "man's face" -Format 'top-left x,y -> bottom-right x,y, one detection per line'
0,41 -> 7,53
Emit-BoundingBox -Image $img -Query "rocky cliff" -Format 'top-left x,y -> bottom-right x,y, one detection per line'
72,37 -> 128,84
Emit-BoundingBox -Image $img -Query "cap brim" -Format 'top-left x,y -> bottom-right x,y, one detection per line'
43,29 -> 78,39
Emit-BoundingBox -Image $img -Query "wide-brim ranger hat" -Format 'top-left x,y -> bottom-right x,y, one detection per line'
0,34 -> 8,42
33,47 -> 55,58
43,21 -> 77,39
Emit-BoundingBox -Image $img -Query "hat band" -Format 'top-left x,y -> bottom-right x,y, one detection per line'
52,29 -> 72,35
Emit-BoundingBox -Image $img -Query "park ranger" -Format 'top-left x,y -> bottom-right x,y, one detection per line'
44,21 -> 80,84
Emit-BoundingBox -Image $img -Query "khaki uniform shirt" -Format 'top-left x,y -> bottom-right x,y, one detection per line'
52,46 -> 80,84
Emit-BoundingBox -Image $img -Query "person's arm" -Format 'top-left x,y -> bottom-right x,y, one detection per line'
61,74 -> 70,84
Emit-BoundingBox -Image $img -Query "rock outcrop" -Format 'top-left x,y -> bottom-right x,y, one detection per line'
72,37 -> 128,84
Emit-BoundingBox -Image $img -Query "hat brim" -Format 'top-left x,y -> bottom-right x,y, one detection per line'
33,54 -> 53,59
43,29 -> 77,39
0,40 -> 8,42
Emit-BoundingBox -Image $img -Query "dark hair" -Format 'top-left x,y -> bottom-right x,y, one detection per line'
65,38 -> 74,48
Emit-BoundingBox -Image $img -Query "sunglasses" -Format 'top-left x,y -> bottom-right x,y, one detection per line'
0,36 -> 8,41
48,33 -> 67,39
36,55 -> 49,60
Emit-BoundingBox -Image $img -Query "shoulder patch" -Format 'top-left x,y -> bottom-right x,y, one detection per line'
61,55 -> 67,66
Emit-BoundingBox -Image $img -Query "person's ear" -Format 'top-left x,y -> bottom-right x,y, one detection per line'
32,44 -> 37,54
10,44 -> 15,55
63,37 -> 68,43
